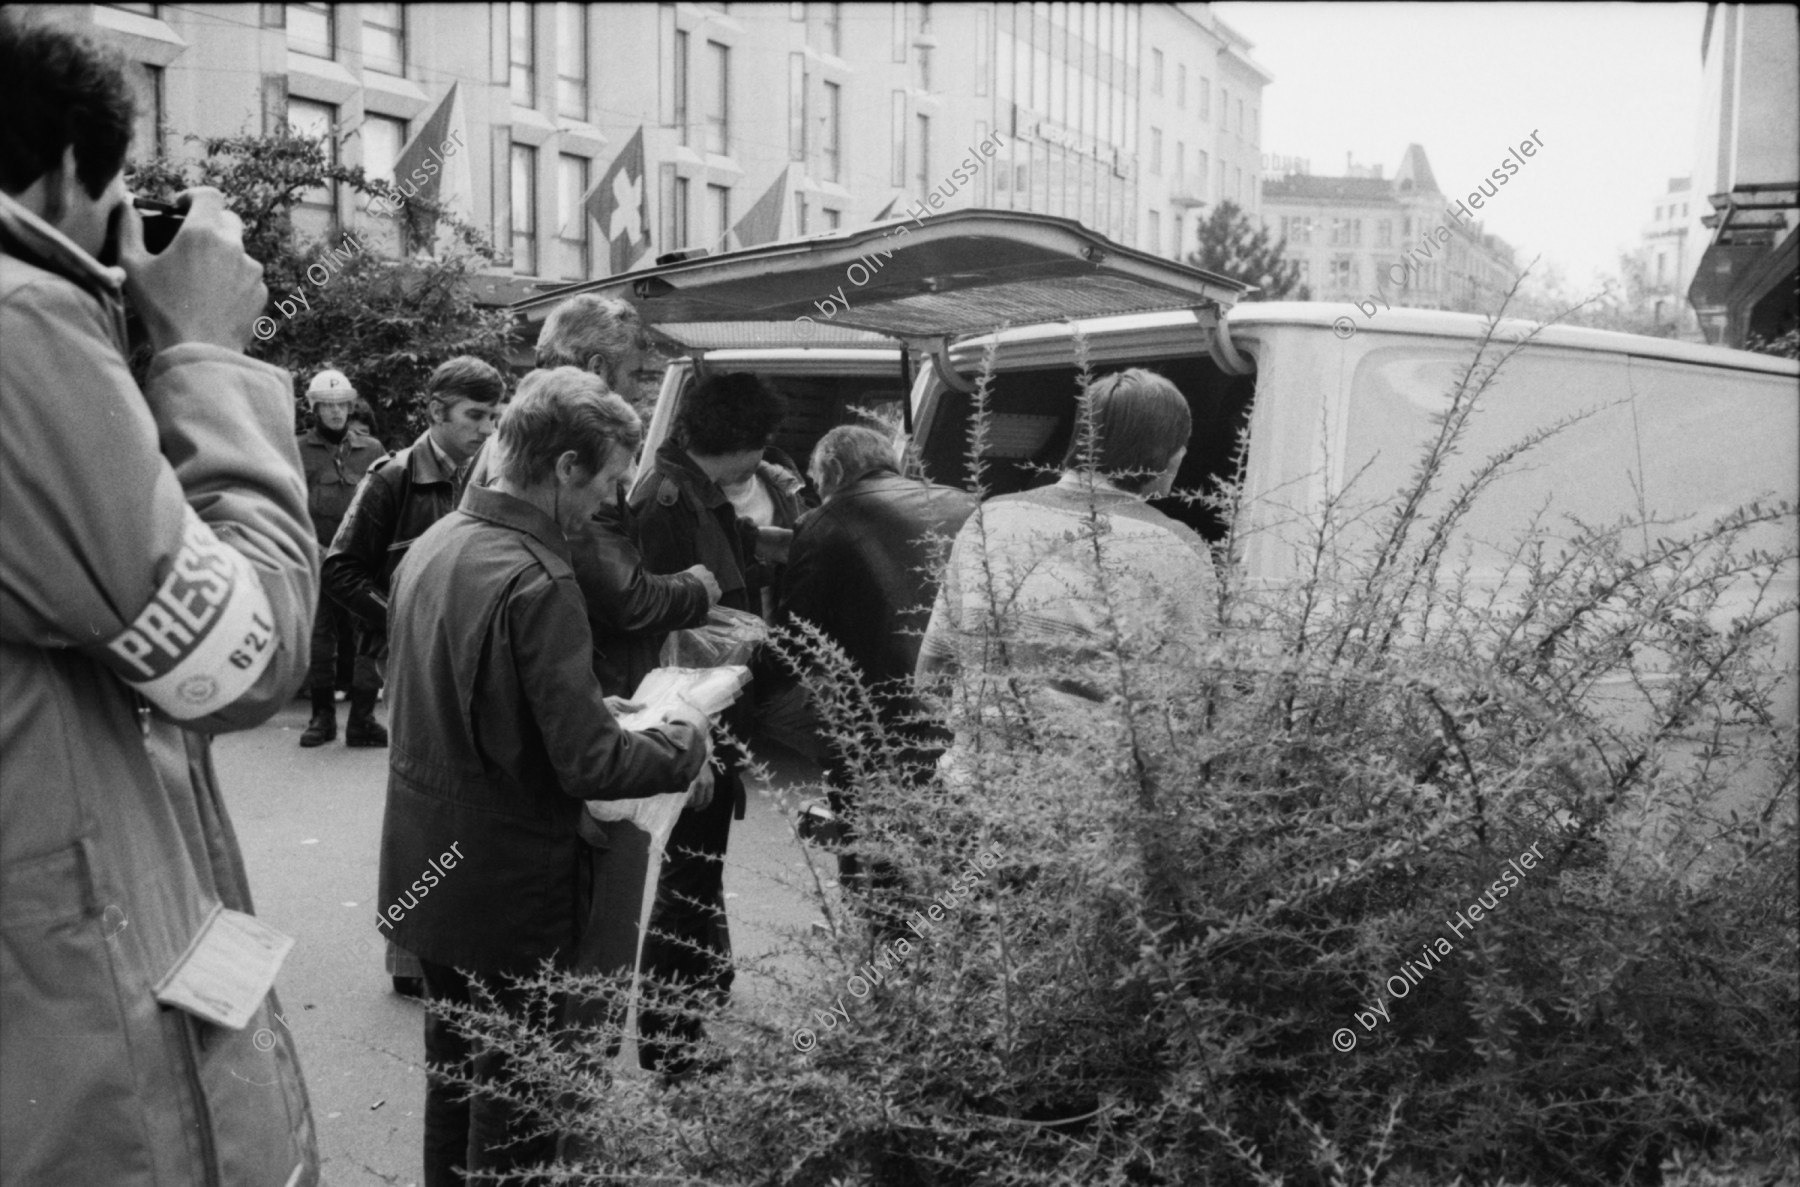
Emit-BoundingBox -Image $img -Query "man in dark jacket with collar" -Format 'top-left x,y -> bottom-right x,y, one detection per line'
531,293 -> 719,696
380,367 -> 710,1184
323,354 -> 504,748
779,424 -> 977,887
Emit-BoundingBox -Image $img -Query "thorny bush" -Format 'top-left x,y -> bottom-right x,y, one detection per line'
437,299 -> 1796,1186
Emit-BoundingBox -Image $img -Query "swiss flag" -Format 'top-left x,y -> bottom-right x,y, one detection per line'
588,127 -> 650,275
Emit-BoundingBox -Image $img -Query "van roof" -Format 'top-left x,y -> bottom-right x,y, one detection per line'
944,302 -> 1800,376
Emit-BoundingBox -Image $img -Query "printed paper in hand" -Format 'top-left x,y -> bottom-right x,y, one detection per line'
153,904 -> 295,1031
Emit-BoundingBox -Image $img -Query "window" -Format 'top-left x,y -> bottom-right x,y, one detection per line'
890,91 -> 906,185
823,3 -> 842,56
557,154 -> 590,280
1196,150 -> 1208,192
362,3 -> 404,75
556,3 -> 588,120
360,113 -> 405,183
975,8 -> 990,96
1146,208 -> 1160,253
1330,255 -> 1356,288
1329,217 -> 1361,246
510,3 -> 535,108
1402,216 -> 1412,238
1150,48 -> 1163,95
1199,75 -> 1211,120
286,2 -> 332,58
704,41 -> 729,155
915,113 -> 930,197
1149,127 -> 1161,175
788,55 -> 807,162
1376,219 -> 1393,248
821,81 -> 842,183
1237,98 -> 1244,136
708,183 -> 730,247
1250,106 -> 1258,145
823,208 -> 841,229
1177,64 -> 1186,107
892,4 -> 906,62
662,168 -> 690,249
1174,140 -> 1184,185
673,31 -> 690,147
288,98 -> 337,236
1233,165 -> 1242,204
126,62 -> 164,163
511,143 -> 537,274
1172,212 -> 1183,259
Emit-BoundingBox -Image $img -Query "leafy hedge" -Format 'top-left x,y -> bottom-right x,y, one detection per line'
440,313 -> 1797,1186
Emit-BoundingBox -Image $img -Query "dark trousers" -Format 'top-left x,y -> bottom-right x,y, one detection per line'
419,960 -> 561,1187
308,595 -> 380,696
636,765 -> 739,1069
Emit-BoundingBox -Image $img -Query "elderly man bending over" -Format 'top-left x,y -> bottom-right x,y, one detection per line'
377,366 -> 711,1185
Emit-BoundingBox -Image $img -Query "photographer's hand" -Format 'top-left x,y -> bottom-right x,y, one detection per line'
118,188 -> 268,355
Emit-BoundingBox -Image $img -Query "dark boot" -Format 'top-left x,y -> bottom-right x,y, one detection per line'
299,692 -> 336,747
345,690 -> 388,748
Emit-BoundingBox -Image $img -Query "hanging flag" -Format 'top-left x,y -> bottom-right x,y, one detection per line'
590,127 -> 651,275
382,82 -> 472,248
732,164 -> 791,249
872,196 -> 899,223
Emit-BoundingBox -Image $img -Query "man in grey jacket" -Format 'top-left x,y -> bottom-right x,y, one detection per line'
0,14 -> 320,1185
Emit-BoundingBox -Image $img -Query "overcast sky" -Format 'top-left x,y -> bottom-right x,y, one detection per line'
1213,2 -> 1705,292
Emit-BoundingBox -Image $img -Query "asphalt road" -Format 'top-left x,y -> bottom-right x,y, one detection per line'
215,697 -> 830,1187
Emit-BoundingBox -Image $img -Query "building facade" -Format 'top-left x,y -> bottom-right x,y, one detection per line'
1259,144 -> 1517,311
1134,3 -> 1270,263
1637,176 -> 1699,338
50,1 -> 1271,294
1681,3 -> 1797,348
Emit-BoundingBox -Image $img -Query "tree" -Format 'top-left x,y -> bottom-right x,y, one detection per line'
1505,250 -> 1686,340
127,131 -> 517,447
1185,199 -> 1310,300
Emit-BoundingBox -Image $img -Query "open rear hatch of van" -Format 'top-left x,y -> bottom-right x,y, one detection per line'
514,208 -> 1251,354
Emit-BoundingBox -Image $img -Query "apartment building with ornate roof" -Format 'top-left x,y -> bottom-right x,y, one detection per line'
1259,144 -> 1517,311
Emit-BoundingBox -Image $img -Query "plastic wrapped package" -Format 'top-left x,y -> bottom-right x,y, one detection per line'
574,663 -> 751,1051
660,604 -> 768,669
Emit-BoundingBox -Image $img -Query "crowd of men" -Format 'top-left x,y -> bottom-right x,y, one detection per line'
1,14 -> 1214,1186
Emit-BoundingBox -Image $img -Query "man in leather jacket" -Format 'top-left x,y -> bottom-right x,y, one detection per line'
323,355 -> 504,746
779,424 -> 976,889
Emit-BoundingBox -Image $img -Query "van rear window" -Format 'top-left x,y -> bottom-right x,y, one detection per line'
1341,346 -> 1798,577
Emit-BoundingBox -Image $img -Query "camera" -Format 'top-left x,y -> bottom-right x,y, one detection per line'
101,195 -> 185,264
134,196 -> 186,254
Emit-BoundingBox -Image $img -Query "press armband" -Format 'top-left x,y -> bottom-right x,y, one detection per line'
89,506 -> 279,720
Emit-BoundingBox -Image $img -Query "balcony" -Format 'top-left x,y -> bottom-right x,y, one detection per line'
1168,174 -> 1207,209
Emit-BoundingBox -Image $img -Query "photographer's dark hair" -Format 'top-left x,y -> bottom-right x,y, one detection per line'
677,371 -> 786,457
0,13 -> 136,199
424,355 -> 505,408
1062,367 -> 1193,494
496,367 -> 640,488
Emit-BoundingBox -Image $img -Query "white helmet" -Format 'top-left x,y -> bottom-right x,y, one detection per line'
306,368 -> 357,404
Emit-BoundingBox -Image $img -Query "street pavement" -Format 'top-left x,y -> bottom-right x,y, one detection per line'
215,697 -> 831,1187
